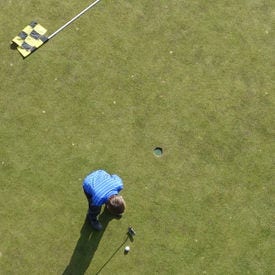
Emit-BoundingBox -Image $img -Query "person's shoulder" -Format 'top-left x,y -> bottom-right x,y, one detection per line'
88,169 -> 108,176
90,170 -> 121,182
111,174 -> 123,184
97,170 -> 112,179
96,169 -> 109,174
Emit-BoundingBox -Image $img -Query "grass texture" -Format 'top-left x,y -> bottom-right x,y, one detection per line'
0,0 -> 274,274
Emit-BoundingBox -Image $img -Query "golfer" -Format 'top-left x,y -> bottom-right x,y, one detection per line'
83,170 -> 126,231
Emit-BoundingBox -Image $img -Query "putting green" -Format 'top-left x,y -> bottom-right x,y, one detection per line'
0,0 -> 273,274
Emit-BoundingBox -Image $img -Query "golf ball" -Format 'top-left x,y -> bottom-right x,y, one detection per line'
125,246 -> 130,252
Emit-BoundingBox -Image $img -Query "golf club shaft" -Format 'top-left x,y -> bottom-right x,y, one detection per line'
48,0 -> 102,40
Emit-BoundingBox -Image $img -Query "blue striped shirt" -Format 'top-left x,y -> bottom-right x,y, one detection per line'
83,170 -> 123,206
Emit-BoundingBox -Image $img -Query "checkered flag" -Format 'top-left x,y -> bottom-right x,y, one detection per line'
11,21 -> 48,58
11,0 -> 102,58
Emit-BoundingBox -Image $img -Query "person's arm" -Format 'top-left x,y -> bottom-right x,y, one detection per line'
114,175 -> 123,192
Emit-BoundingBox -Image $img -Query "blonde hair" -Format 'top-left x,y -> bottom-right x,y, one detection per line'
107,195 -> 126,215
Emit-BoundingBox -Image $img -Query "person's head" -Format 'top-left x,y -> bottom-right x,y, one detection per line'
106,195 -> 126,216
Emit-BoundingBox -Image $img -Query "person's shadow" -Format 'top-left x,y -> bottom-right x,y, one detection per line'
63,207 -> 119,275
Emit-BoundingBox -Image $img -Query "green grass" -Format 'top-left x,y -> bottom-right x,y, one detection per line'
0,0 -> 274,274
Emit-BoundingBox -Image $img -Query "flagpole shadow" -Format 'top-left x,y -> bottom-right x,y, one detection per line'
63,208 -> 117,275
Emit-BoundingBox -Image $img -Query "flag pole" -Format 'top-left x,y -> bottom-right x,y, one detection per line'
48,0 -> 102,40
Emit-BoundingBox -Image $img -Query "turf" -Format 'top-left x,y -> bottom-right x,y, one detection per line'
0,0 -> 274,274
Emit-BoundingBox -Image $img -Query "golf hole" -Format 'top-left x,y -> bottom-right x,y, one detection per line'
153,147 -> 163,157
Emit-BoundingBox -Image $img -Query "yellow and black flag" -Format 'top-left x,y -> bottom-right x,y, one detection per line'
11,21 -> 48,58
11,0 -> 102,58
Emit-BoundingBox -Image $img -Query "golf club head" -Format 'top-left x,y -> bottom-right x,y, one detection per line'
128,226 -> 136,237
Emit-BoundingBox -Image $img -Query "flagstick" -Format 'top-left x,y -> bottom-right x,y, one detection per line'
48,0 -> 102,40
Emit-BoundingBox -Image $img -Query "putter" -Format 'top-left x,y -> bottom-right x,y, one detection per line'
128,226 -> 136,237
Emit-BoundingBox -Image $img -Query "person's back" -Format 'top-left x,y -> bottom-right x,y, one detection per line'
83,169 -> 126,231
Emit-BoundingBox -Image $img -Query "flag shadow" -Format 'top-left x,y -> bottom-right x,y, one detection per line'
63,208 -> 117,275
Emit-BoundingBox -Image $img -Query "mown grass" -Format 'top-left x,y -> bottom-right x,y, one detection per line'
0,0 -> 274,274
